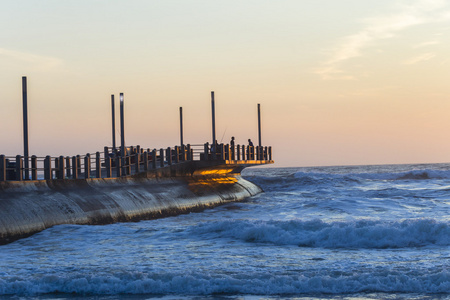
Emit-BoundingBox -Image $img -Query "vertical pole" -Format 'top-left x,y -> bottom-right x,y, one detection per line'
204,142 -> 209,161
152,149 -> 157,169
66,157 -> 71,178
186,144 -> 191,161
237,144 -> 241,160
111,95 -> 116,151
84,154 -> 91,179
167,147 -> 172,165
143,151 -> 148,171
258,103 -> 262,147
120,93 -> 125,158
22,76 -> 30,180
211,91 -> 216,146
58,156 -> 65,180
72,156 -> 78,179
95,152 -> 101,178
174,146 -> 179,163
180,107 -> 183,146
135,152 -> 140,174
31,155 -> 37,180
0,155 -> 5,181
159,148 -> 164,167
116,156 -> 122,177
44,156 -> 52,180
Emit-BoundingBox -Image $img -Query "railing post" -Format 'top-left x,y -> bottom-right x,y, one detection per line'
104,146 -> 109,161
15,155 -> 23,181
181,145 -> 186,161
230,144 -> 235,160
269,146 -> 272,161
31,155 -> 37,180
95,152 -> 101,178
203,142 -> 209,161
65,157 -> 71,178
44,156 -> 52,180
55,157 -> 59,178
236,144 -> 241,160
242,145 -> 246,161
84,154 -> 91,179
126,156 -> 131,175
174,146 -> 180,163
152,149 -> 157,169
77,155 -> 81,175
186,144 -> 192,161
143,151 -> 149,171
58,156 -> 65,180
105,156 -> 112,178
0,155 -> 5,181
225,144 -> 230,160
72,156 -> 78,179
135,152 -> 140,174
167,147 -> 172,165
264,147 -> 268,160
116,156 -> 122,177
159,148 -> 164,167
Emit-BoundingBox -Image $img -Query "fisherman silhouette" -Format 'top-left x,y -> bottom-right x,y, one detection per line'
248,139 -> 253,147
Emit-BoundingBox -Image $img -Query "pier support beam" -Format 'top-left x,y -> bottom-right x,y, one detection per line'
22,77 -> 29,180
211,91 -> 216,145
180,107 -> 183,146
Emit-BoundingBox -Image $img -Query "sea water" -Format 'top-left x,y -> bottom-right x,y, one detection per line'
0,164 -> 448,299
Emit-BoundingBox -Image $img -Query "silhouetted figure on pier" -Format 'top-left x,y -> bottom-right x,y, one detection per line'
248,139 -> 253,147
230,137 -> 235,148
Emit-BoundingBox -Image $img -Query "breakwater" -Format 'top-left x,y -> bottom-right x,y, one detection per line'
0,151 -> 273,244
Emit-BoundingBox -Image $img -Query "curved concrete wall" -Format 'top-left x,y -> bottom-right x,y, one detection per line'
0,174 -> 261,244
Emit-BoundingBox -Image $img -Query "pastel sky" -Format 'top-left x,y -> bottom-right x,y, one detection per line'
1,0 -> 450,167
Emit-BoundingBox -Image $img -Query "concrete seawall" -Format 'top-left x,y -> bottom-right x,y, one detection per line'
0,162 -> 263,244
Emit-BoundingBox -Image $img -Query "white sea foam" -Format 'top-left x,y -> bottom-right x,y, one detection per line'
0,268 -> 448,295
190,219 -> 449,248
0,165 -> 449,297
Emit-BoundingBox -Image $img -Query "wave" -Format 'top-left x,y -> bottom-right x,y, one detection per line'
0,268 -> 448,295
246,169 -> 450,190
190,219 -> 450,249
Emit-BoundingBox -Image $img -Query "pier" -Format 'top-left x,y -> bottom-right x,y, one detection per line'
0,77 -> 274,244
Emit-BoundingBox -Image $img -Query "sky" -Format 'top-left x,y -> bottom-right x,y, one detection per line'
1,0 -> 450,167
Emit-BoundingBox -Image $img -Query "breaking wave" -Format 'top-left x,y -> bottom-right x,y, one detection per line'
0,268 -> 448,296
190,219 -> 450,249
246,169 -> 450,190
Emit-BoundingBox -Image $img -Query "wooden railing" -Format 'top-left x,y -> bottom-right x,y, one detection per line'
0,142 -> 272,182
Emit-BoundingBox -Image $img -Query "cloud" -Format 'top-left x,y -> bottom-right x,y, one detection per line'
316,0 -> 450,80
413,40 -> 440,48
0,48 -> 63,71
403,53 -> 436,65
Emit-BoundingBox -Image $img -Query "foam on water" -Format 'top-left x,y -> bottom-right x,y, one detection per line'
0,164 -> 449,298
190,219 -> 450,248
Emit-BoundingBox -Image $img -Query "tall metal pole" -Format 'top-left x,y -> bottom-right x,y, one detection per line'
111,95 -> 116,151
211,91 -> 216,145
120,93 -> 125,157
22,76 -> 29,180
179,107 -> 183,146
258,103 -> 262,147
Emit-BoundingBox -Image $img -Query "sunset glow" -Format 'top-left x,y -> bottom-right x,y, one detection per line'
1,0 -> 450,167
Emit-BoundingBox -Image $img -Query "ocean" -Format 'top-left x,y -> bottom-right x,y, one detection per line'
0,163 -> 448,299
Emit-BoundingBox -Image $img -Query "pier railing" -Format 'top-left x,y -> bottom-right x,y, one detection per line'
0,143 -> 272,181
